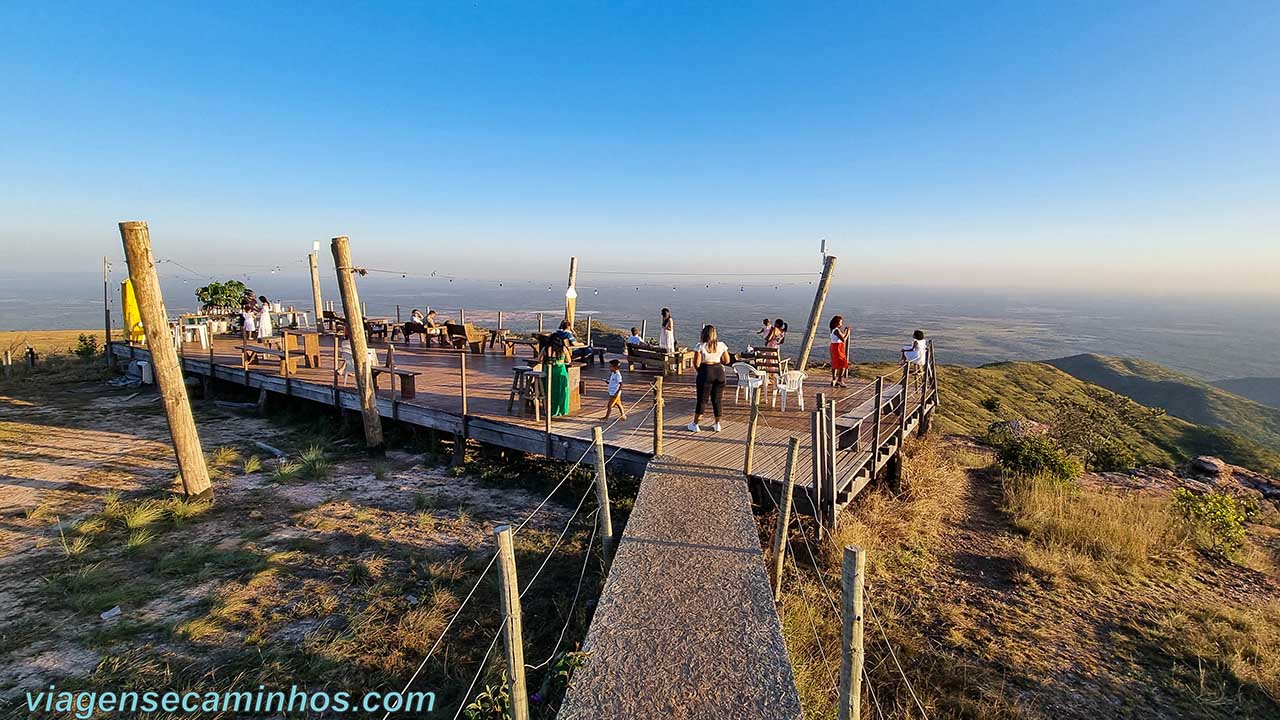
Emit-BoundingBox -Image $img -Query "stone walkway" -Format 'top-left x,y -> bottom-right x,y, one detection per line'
560,456 -> 802,720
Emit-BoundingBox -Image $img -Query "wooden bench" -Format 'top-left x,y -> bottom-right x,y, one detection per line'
371,366 -> 422,399
625,344 -> 686,376
833,383 -> 905,450
587,347 -> 609,366
502,337 -> 540,357
446,322 -> 491,354
236,344 -> 299,376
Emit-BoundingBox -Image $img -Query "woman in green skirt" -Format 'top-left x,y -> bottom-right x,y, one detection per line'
539,335 -> 572,416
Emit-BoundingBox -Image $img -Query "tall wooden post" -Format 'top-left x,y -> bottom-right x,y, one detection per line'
564,256 -> 579,325
308,251 -> 323,332
585,316 -> 592,347
117,221 -> 212,499
640,319 -> 648,341
744,384 -> 761,475
592,426 -> 615,559
537,312 -> 544,333
103,256 -> 114,369
459,307 -> 465,324
796,254 -> 838,372
653,377 -> 664,455
771,437 -> 800,600
330,236 -> 384,453
839,546 -> 865,720
497,310 -> 503,330
494,526 -> 530,720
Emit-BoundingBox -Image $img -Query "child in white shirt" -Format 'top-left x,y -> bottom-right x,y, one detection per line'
603,359 -> 628,421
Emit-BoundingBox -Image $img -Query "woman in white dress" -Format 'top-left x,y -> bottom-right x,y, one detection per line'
901,329 -> 927,367
241,294 -> 257,338
658,308 -> 676,353
257,295 -> 274,340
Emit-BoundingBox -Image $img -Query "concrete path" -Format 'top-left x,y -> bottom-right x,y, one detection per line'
560,457 -> 803,720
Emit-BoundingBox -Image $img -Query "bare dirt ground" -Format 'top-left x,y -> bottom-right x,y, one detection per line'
0,370 -> 605,718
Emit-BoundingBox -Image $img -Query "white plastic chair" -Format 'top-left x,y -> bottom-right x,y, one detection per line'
773,370 -> 807,411
339,342 -> 380,386
733,362 -> 766,404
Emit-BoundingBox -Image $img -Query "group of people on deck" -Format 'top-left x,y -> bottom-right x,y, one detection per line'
239,291 -> 275,340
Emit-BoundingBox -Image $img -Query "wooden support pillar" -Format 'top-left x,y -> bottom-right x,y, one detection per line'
537,312 -> 544,333
3,350 -> 11,378
797,254 -> 838,372
839,545 -> 865,720
564,256 -> 578,325
459,307 -> 465,324
640,319 -> 648,340
332,333 -> 340,408
103,255 -> 114,370
744,384 -> 761,475
308,251 -> 323,331
585,316 -> 592,347
771,437 -> 800,601
653,377 -> 664,456
493,526 -> 530,720
592,426 -> 615,560
396,304 -> 401,323
118,221 -> 212,499
330,235 -> 384,454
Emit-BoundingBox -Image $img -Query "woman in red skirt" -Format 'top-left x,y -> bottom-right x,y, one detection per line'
829,315 -> 850,387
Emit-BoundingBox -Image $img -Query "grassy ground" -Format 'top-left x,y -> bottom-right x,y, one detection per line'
770,436 -> 1280,720
0,350 -> 633,719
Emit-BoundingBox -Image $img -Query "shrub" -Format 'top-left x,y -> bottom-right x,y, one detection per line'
1089,437 -> 1136,472
980,396 -> 1002,413
73,333 -> 99,360
1172,489 -> 1247,555
997,436 -> 1082,482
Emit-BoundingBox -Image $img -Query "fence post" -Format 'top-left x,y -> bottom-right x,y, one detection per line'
814,391 -> 827,536
640,319 -> 647,340
332,333 -> 340,408
118,221 -> 212,499
497,310 -> 503,331
585,316 -> 592,347
826,398 -> 839,530
871,377 -> 883,476
744,383 -> 761,475
455,352 -> 469,466
3,350 -> 10,378
27,347 -> 37,369
309,251 -> 324,331
331,235 -> 385,454
838,545 -> 865,720
899,364 -> 910,435
396,304 -> 401,323
653,377 -> 664,455
537,312 -> 544,333
205,320 -> 215,399
771,437 -> 800,601
103,255 -> 114,370
592,426 -> 615,559
494,526 -> 530,720
459,307 -> 465,325
544,362 -> 554,458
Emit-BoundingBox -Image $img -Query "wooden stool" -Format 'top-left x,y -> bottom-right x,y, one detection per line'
507,367 -> 543,421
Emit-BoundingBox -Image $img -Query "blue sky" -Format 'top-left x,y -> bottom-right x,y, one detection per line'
2,1 -> 1277,295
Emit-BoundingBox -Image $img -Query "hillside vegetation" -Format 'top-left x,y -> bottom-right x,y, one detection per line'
1044,354 -> 1280,454
927,360 -> 1280,474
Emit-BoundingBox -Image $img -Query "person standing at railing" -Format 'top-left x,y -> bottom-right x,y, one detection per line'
687,324 -> 730,433
829,315 -> 851,388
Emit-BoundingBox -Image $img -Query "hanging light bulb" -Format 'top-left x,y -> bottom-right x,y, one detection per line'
402,273 -> 407,278
593,288 -> 598,295
740,286 -> 745,292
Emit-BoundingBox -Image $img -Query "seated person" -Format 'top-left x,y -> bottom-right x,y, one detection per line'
626,327 -> 645,345
401,309 -> 427,343
553,320 -> 592,361
901,329 -> 928,366
424,309 -> 440,328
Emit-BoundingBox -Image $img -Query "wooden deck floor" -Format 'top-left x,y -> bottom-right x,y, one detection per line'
121,334 -> 931,502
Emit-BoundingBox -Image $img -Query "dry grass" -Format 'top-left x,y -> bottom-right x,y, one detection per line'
1001,472 -> 1190,576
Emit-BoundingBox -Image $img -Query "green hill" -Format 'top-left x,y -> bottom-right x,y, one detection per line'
1212,376 -> 1280,410
1043,354 -> 1280,454
928,360 -> 1280,474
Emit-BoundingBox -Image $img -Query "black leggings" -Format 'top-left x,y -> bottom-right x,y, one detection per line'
695,363 -> 726,418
